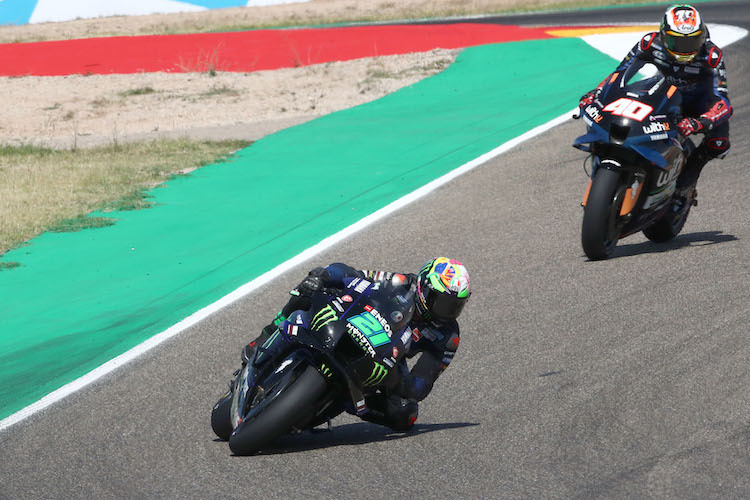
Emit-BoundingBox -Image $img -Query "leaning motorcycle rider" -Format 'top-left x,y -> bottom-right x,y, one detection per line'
237,257 -> 470,432
579,4 -> 732,206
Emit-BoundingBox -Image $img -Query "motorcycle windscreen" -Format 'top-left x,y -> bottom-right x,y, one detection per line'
230,363 -> 253,429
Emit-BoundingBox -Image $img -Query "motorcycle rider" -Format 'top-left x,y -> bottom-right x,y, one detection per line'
239,257 -> 470,432
579,4 -> 732,205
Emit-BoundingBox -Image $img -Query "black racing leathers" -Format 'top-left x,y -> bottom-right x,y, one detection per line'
251,262 -> 460,430
587,32 -> 731,168
324,263 -> 460,402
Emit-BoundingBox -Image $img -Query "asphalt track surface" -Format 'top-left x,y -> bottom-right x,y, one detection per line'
1,3 -> 749,498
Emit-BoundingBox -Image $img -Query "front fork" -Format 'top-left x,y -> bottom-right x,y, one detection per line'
582,157 -> 646,219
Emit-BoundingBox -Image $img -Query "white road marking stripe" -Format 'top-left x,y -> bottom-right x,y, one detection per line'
2,24 -> 746,433
0,109 -> 575,433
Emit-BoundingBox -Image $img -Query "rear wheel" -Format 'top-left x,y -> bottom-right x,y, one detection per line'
643,199 -> 691,242
582,167 -> 627,260
228,364 -> 327,455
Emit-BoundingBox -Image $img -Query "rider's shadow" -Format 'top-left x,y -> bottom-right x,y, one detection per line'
608,230 -> 738,259
249,421 -> 479,455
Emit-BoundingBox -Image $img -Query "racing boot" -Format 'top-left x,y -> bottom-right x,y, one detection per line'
359,392 -> 418,432
673,144 -> 711,211
672,185 -> 697,215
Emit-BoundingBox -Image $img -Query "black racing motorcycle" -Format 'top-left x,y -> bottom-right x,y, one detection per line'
573,68 -> 697,260
211,277 -> 415,455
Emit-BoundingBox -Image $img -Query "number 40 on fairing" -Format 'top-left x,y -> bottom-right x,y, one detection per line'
603,98 -> 654,122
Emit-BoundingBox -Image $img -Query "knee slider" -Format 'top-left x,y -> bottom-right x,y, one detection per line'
706,137 -> 730,159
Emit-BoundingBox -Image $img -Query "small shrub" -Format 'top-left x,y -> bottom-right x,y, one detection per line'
50,215 -> 117,233
119,86 -> 156,97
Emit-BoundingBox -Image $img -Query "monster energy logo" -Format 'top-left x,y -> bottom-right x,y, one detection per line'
312,305 -> 338,331
363,362 -> 388,387
320,363 -> 333,378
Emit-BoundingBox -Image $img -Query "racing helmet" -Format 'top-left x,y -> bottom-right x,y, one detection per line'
660,4 -> 707,63
415,257 -> 471,322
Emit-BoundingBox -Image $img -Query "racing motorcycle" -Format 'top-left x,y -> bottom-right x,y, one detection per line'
211,277 -> 415,455
573,67 -> 697,260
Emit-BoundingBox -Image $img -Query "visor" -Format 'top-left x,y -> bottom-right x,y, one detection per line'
428,292 -> 467,321
663,29 -> 705,56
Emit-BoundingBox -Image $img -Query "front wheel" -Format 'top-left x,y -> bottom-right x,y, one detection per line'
211,389 -> 234,441
228,364 -> 327,455
643,199 -> 691,242
581,167 -> 627,260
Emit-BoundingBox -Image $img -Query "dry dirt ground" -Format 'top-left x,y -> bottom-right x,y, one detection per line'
1,50 -> 458,148
0,0 -> 649,149
0,0 -> 496,149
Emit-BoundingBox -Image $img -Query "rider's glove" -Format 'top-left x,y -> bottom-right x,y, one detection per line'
579,90 -> 597,109
292,267 -> 329,297
677,117 -> 708,137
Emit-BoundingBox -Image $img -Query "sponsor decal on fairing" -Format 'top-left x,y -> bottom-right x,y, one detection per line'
643,122 -> 670,134
354,279 -> 371,294
346,323 -> 377,357
585,105 -> 604,124
363,305 -> 392,336
400,328 -> 412,345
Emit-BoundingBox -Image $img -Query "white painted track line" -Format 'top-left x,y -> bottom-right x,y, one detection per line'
2,23 -> 746,433
0,107 -> 578,433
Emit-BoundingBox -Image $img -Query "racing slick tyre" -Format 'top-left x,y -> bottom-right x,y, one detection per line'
582,167 -> 627,260
643,200 -> 691,242
228,364 -> 327,455
211,390 -> 234,441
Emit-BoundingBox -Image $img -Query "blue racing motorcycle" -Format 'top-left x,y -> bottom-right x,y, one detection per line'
574,68 -> 696,260
211,277 -> 415,455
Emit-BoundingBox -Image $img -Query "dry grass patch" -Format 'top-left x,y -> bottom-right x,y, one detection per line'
198,84 -> 242,98
0,139 -> 249,256
119,86 -> 157,97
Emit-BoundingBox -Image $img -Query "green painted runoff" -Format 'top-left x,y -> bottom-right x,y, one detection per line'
0,38 -> 616,420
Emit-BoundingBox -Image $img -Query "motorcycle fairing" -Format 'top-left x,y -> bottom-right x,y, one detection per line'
250,282 -> 414,417
573,110 -> 680,169
231,349 -> 315,431
575,72 -> 684,169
